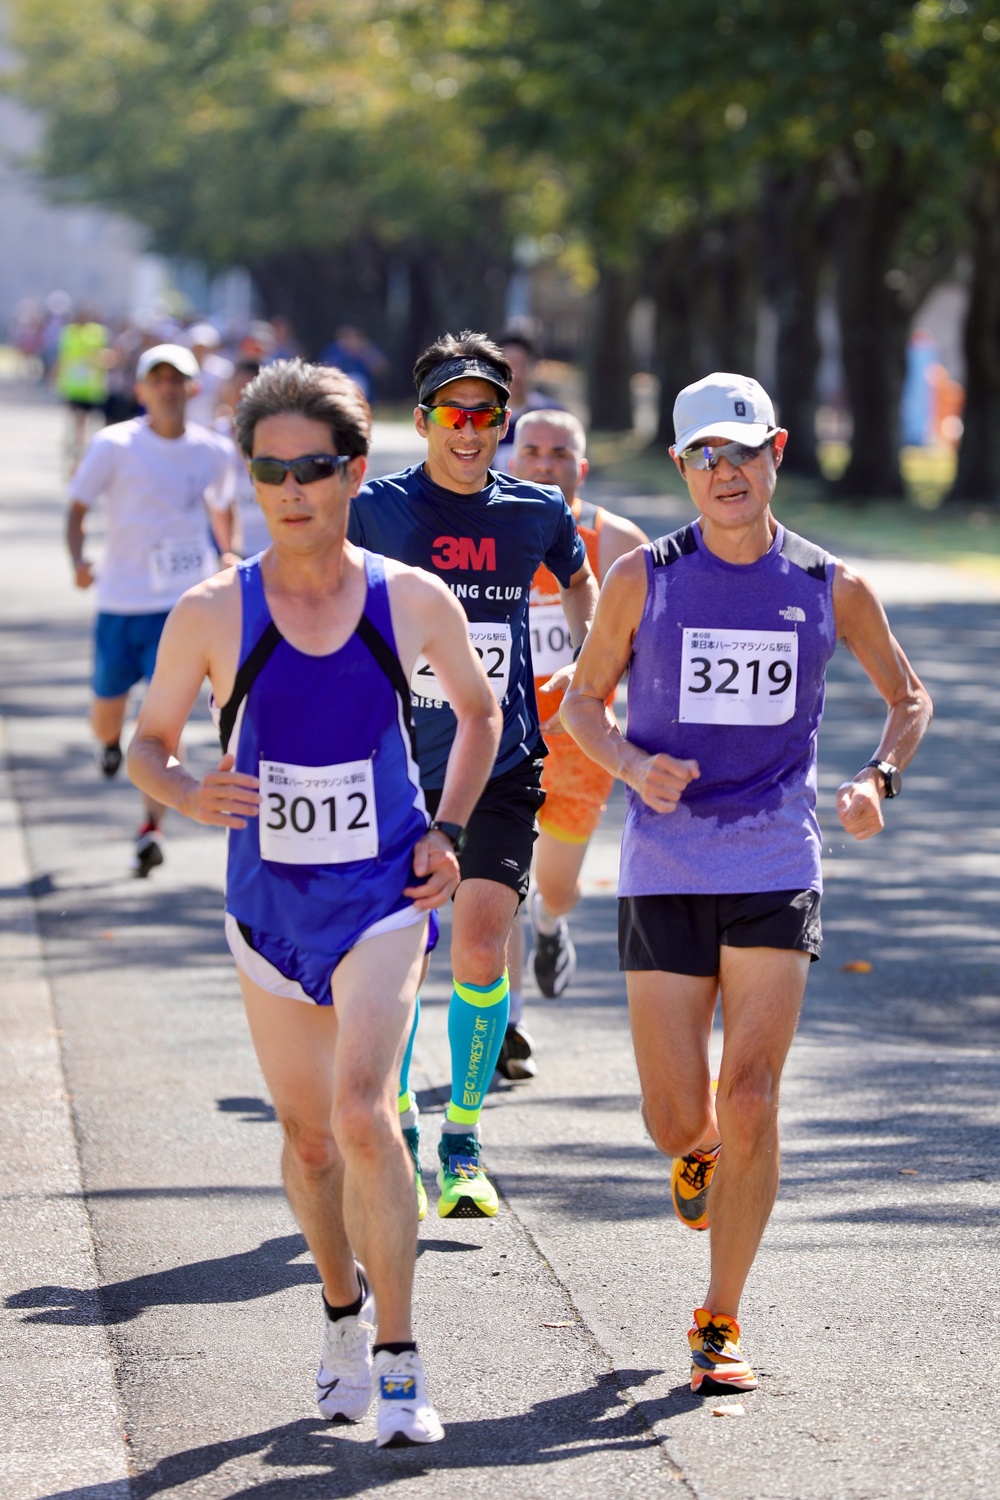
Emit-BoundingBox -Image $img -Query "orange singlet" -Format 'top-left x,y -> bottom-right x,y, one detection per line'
530,498 -> 615,844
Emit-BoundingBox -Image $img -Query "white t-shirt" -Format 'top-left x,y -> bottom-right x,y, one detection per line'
70,417 -> 237,613
215,417 -> 271,558
185,352 -> 235,428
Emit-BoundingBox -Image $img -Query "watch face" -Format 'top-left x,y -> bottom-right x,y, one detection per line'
887,767 -> 902,798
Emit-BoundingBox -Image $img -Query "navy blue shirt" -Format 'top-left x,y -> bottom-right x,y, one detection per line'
349,463 -> 586,787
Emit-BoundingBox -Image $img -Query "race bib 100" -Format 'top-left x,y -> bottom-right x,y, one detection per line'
258,758 -> 378,864
529,602 -> 574,678
678,628 -> 798,726
411,622 -> 512,706
149,538 -> 211,594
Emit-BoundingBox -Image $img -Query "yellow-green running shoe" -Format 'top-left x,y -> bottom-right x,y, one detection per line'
402,1124 -> 427,1222
436,1131 -> 498,1218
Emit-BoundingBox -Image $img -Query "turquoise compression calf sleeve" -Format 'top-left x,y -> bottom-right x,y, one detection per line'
397,992 -> 420,1115
445,972 -> 510,1128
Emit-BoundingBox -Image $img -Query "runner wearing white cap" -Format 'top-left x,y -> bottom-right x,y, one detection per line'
66,343 -> 239,875
562,370 -> 932,1395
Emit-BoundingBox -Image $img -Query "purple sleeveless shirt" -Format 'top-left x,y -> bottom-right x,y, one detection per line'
619,521 -> 837,896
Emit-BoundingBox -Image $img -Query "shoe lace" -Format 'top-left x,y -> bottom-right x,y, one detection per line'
679,1154 -> 714,1191
699,1317 -> 734,1354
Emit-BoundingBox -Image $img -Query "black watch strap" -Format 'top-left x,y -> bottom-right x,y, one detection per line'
428,819 -> 468,854
863,759 -> 901,798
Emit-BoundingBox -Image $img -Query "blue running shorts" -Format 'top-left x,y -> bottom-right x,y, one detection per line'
93,611 -> 171,699
225,907 -> 439,1006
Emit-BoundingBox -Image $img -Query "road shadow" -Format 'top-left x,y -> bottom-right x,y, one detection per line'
7,1228 -> 488,1328
34,1369 -> 666,1499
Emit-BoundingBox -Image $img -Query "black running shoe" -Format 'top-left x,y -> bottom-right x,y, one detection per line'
495,1021 -> 537,1081
530,891 -> 576,999
132,825 -> 164,878
97,742 -> 123,779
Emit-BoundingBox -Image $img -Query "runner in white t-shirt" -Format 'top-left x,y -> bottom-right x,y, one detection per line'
66,343 -> 238,875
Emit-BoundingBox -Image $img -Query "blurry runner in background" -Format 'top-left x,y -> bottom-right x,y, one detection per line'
66,343 -> 237,876
498,411 -> 647,1079
55,306 -> 109,471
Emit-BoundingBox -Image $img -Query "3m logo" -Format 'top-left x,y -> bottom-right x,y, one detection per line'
735,401 -> 746,416
431,535 -> 497,571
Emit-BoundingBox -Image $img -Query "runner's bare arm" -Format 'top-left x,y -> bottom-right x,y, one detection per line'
66,501 -> 94,589
596,514 -> 649,583
556,559 -> 599,649
388,567 -> 502,909
207,502 -> 237,562
832,562 -> 933,840
127,582 -> 260,829
561,551 -> 699,813
539,558 -> 601,732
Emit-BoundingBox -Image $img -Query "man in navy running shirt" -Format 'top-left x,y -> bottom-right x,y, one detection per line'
563,371 -> 932,1397
349,331 -> 598,1218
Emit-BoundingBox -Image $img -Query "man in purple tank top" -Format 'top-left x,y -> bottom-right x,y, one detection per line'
128,362 -> 502,1447
563,371 -> 932,1396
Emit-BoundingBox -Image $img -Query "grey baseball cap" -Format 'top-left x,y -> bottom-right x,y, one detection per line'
673,372 -> 777,451
136,343 -> 200,381
417,356 -> 510,405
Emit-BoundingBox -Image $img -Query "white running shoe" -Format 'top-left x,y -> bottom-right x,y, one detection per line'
373,1347 -> 445,1447
316,1272 -> 376,1422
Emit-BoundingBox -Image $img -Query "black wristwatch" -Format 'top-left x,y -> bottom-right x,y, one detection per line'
428,819 -> 468,855
863,759 -> 902,799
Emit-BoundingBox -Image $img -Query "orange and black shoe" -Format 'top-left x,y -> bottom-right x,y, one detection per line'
670,1144 -> 720,1231
688,1308 -> 758,1394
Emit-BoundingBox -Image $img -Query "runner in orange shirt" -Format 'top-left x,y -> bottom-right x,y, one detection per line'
499,410 -> 647,1077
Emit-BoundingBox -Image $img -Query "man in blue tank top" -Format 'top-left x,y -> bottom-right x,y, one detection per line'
128,360 -> 502,1447
349,331 -> 598,1221
563,371 -> 932,1397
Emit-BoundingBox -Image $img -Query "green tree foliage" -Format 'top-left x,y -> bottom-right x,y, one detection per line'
7,0 -> 1000,494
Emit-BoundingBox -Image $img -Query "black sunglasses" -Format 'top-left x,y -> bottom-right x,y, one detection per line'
248,454 -> 351,486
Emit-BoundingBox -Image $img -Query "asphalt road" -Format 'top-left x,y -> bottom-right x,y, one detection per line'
1,390 -> 999,1500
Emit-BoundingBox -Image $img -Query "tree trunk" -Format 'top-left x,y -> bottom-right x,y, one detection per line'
831,147 -> 915,499
249,239 -> 387,360
586,260 -> 635,432
760,164 -> 826,477
949,162 -> 1000,505
649,230 -> 701,446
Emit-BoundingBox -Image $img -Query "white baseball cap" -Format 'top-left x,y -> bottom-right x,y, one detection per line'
136,343 -> 200,381
186,321 -> 221,349
673,371 -> 776,451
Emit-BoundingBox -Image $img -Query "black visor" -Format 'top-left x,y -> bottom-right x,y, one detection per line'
417,356 -> 511,405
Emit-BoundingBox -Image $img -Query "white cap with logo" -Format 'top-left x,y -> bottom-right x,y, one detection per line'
136,343 -> 200,382
673,371 -> 776,451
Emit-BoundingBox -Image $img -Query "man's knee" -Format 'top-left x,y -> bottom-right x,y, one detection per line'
281,1116 -> 339,1177
537,868 -> 580,917
331,1082 -> 396,1158
716,1065 -> 780,1150
452,923 -> 510,984
640,1093 -> 714,1159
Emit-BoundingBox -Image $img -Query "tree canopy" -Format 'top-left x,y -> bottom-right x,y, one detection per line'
8,0 -> 1000,497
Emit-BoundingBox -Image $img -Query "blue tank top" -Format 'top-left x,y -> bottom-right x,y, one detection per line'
619,522 -> 837,896
221,551 -> 428,951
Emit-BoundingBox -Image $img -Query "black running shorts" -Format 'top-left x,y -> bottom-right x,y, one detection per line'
425,754 -> 545,904
618,889 -> 822,976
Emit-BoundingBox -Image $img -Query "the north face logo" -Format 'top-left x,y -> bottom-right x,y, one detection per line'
735,401 -> 746,417
780,605 -> 806,622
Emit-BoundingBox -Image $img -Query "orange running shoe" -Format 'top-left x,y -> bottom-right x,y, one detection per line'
688,1308 -> 758,1393
670,1145 -> 720,1231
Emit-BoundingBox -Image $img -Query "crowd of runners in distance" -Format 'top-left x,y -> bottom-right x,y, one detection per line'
60,313 -> 931,1447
